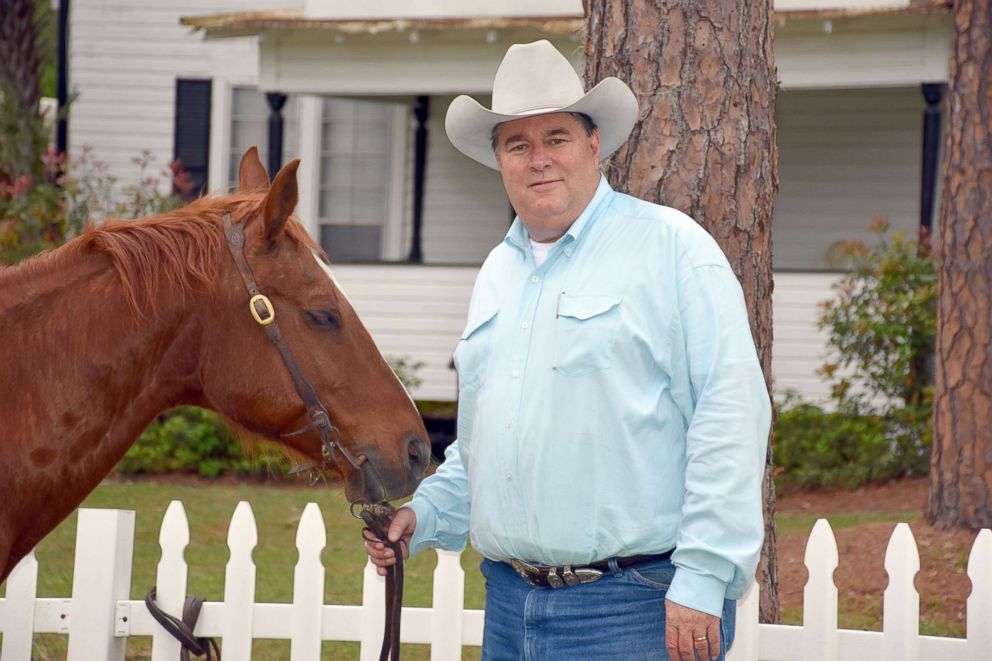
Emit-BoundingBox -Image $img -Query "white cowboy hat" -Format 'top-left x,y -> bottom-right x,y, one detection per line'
445,40 -> 639,170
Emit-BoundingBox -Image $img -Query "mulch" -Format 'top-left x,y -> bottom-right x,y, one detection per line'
775,477 -> 980,634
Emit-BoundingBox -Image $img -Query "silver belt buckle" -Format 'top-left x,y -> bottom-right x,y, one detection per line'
509,559 -> 540,586
562,565 -> 603,586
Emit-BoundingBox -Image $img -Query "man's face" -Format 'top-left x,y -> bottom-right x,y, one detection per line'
494,112 -> 602,242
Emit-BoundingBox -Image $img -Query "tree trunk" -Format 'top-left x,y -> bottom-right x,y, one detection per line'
0,0 -> 47,182
584,0 -> 779,622
926,0 -> 992,530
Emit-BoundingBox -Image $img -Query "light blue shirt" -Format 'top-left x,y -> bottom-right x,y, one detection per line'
406,176 -> 771,617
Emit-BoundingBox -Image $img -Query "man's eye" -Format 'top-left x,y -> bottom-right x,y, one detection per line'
305,309 -> 340,329
508,144 -> 527,152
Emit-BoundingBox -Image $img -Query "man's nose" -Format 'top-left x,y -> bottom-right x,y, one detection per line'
529,145 -> 552,170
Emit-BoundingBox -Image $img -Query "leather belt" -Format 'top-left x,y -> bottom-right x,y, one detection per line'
508,551 -> 673,589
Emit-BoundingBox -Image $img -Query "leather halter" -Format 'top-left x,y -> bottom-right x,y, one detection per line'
222,213 -> 404,660
222,213 -> 366,477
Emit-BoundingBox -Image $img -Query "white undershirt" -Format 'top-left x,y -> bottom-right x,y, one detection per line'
530,239 -> 554,268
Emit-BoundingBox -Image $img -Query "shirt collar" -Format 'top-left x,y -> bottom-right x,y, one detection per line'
504,175 -> 615,256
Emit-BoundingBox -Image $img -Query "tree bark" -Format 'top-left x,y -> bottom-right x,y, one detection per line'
927,0 -> 992,530
584,0 -> 779,622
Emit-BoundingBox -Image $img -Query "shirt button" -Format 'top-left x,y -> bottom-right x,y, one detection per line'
505,473 -> 513,481
504,421 -> 512,429
511,370 -> 520,378
530,275 -> 540,283
521,321 -> 529,330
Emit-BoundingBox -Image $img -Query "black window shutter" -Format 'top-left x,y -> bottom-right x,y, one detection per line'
173,79 -> 212,200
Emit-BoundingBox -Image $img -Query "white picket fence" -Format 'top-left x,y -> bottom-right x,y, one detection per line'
0,502 -> 990,661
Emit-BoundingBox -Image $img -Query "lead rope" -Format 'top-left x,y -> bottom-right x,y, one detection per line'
144,587 -> 221,661
358,503 -> 403,661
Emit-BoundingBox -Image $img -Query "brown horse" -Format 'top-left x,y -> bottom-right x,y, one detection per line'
0,147 -> 430,582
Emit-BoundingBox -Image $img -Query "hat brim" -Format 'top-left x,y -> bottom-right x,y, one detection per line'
445,77 -> 639,170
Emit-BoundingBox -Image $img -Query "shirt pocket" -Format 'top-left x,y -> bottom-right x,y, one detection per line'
454,306 -> 499,391
553,294 -> 622,377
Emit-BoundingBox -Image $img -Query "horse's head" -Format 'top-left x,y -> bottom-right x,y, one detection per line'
199,147 -> 429,503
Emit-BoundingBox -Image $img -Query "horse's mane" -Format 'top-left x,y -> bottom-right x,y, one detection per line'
4,192 -> 318,319
75,193 -> 259,317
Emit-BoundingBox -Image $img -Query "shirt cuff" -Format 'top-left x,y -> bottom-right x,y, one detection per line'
666,568 -> 729,618
404,499 -> 439,558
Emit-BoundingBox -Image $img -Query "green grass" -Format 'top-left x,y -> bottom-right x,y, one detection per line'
775,510 -> 921,537
1,480 -> 484,660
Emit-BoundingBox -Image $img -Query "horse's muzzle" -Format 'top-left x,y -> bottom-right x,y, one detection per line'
350,436 -> 430,503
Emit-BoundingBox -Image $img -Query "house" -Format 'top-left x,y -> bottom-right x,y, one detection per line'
66,0 -> 952,403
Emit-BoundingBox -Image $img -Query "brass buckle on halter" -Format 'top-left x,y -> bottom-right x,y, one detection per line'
249,294 -> 275,325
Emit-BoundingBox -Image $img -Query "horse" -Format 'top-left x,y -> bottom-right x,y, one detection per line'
0,147 -> 430,582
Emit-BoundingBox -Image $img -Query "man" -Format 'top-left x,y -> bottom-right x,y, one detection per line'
364,40 -> 771,661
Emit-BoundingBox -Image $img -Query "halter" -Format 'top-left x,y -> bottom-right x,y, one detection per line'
221,212 -> 367,477
222,213 -> 404,660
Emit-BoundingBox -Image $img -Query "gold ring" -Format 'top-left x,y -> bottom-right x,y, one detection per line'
694,636 -> 708,642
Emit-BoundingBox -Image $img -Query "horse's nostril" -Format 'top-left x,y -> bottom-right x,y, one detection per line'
407,437 -> 430,472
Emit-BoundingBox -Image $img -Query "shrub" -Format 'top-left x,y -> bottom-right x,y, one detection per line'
775,219 -> 936,490
117,407 -> 291,479
0,147 -> 188,264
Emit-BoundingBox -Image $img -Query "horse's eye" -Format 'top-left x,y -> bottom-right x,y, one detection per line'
304,309 -> 340,329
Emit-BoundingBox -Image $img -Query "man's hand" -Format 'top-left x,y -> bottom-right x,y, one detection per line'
361,507 -> 416,576
664,599 -> 721,661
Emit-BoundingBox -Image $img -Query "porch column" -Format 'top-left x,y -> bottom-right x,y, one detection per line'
920,83 -> 947,232
265,92 -> 288,179
407,95 -> 430,263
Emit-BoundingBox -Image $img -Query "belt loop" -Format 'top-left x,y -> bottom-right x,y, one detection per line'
608,557 -> 622,576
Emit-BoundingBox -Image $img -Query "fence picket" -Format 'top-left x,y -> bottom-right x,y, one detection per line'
222,501 -> 258,661
966,529 -> 992,661
430,550 -> 465,660
150,500 -> 190,661
66,509 -> 134,661
727,580 -> 759,661
290,502 -> 325,661
0,551 -> 39,661
803,519 -> 839,661
882,523 -> 920,660
360,561 -> 387,661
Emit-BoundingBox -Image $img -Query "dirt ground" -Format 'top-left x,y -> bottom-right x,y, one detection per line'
775,477 -> 980,634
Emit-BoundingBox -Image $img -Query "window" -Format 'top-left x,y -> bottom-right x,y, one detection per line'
228,87 -> 299,187
318,97 -> 404,262
174,79 -> 211,200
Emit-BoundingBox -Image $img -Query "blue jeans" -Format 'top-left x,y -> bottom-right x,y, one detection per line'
479,557 -> 736,660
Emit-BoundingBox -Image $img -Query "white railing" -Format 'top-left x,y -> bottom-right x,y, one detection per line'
0,502 -> 989,661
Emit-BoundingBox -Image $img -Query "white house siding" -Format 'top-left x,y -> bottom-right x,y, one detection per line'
69,0 -> 297,190
771,272 -> 840,404
421,95 -> 511,265
331,264 -> 479,402
774,86 -> 925,270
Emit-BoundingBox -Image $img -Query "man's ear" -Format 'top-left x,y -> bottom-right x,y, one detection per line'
260,159 -> 300,244
589,128 -> 602,161
238,146 -> 270,193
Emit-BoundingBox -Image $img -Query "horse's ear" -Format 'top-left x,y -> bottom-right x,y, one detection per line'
238,146 -> 270,193
260,158 -> 300,243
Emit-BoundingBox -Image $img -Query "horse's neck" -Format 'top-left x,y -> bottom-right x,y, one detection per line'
0,247 -> 202,570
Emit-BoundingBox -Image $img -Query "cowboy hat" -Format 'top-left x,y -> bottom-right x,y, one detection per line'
445,40 -> 639,169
